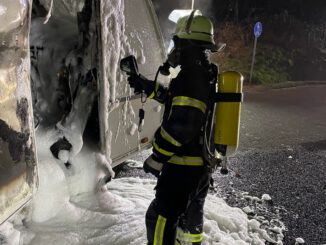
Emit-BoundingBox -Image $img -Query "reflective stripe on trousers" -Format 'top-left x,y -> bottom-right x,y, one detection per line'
175,228 -> 203,244
154,215 -> 167,245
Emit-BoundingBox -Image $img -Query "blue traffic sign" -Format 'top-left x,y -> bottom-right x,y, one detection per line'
254,22 -> 263,37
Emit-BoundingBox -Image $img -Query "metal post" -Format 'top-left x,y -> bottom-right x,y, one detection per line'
249,36 -> 258,84
191,0 -> 195,9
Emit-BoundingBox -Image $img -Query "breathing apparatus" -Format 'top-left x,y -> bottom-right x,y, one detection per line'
203,71 -> 244,174
159,37 -> 181,76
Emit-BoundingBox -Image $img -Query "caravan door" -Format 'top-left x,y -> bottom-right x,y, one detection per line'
98,0 -> 166,166
0,0 -> 38,224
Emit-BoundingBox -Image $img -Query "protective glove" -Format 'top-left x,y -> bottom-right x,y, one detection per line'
127,74 -> 153,95
143,154 -> 163,178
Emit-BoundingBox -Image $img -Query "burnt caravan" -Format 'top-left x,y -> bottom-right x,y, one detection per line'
0,0 -> 165,224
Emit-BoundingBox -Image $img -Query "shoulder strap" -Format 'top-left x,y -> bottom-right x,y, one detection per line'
208,63 -> 218,108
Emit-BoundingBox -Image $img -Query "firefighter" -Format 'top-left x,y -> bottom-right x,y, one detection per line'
128,12 -> 218,244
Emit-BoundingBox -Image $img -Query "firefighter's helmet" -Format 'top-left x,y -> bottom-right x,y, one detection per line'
175,11 -> 215,47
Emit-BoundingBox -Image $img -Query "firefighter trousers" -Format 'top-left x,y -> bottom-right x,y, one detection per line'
146,163 -> 211,245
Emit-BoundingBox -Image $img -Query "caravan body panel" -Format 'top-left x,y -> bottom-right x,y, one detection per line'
98,0 -> 165,166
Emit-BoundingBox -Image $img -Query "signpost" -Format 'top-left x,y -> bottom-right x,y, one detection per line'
249,22 -> 263,84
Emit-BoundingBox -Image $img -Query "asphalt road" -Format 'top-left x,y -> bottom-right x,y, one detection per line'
216,85 -> 326,245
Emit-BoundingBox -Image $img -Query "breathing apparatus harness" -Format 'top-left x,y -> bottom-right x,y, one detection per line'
201,64 -> 223,172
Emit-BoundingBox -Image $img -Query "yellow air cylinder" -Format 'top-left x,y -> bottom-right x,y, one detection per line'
214,71 -> 243,156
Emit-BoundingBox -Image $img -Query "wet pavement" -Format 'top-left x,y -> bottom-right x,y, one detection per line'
116,84 -> 326,245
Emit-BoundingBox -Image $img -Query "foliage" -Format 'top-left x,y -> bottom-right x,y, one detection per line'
252,45 -> 291,84
210,10 -> 326,84
213,46 -> 290,85
211,23 -> 291,84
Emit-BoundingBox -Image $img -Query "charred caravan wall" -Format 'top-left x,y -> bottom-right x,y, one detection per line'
0,0 -> 38,224
30,0 -> 100,142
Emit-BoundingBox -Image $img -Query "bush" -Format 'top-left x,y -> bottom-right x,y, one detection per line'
251,45 -> 291,84
212,22 -> 292,84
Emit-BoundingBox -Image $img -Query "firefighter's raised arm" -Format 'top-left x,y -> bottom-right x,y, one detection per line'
120,55 -> 168,103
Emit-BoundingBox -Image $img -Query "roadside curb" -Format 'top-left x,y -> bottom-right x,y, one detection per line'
243,81 -> 326,92
268,81 -> 326,89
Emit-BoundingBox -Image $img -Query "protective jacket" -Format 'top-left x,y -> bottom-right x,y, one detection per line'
144,51 -> 217,244
148,61 -> 217,166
